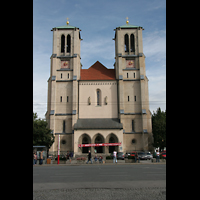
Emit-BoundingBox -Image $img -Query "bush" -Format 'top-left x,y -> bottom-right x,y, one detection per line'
106,156 -> 112,160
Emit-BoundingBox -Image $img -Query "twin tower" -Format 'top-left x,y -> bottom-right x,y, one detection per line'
46,19 -> 153,156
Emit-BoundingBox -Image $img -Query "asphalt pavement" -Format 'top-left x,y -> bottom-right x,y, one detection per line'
33,163 -> 166,200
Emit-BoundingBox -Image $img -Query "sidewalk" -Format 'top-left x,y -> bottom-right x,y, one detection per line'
33,159 -> 166,166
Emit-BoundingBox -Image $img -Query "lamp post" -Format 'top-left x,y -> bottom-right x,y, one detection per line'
57,134 -> 60,164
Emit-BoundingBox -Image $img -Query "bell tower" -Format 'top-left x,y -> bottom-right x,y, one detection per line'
114,18 -> 153,151
46,19 -> 82,154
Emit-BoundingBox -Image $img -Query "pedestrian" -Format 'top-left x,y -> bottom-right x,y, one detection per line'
135,152 -> 140,163
39,151 -> 43,165
113,150 -> 117,163
156,150 -> 160,162
69,151 -> 73,163
33,152 -> 35,165
99,155 -> 103,163
94,155 -> 98,162
86,150 -> 93,164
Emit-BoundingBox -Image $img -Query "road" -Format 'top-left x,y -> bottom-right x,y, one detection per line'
33,164 -> 166,200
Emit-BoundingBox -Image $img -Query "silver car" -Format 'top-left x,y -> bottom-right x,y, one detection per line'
145,152 -> 153,160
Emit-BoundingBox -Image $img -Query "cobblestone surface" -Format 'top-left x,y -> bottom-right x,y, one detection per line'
33,187 -> 166,200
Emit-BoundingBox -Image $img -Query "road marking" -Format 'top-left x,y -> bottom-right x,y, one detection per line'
100,174 -> 129,176
143,172 -> 166,174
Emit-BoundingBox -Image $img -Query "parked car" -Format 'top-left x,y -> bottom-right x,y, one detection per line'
160,152 -> 166,159
117,152 -> 125,160
125,151 -> 137,158
145,152 -> 153,160
138,152 -> 148,160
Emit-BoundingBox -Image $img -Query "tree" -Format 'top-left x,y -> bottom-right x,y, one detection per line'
152,107 -> 166,150
33,112 -> 55,149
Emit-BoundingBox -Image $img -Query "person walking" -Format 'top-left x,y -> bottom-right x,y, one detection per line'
39,151 -> 43,165
86,150 -> 93,164
69,151 -> 73,163
156,150 -> 160,162
113,150 -> 117,164
135,152 -> 140,163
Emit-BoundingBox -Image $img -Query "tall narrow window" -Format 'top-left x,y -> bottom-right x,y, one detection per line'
134,96 -> 136,101
68,73 -> 69,79
133,72 -> 135,78
61,35 -> 65,53
128,96 -> 130,102
124,34 -> 129,52
60,96 -> 62,102
67,96 -> 69,102
97,89 -> 101,106
127,73 -> 129,78
67,34 -> 71,53
132,120 -> 135,132
61,73 -> 62,79
130,34 -> 135,52
63,120 -> 65,133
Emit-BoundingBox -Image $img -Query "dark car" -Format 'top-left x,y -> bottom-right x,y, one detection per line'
117,152 -> 125,160
138,152 -> 148,160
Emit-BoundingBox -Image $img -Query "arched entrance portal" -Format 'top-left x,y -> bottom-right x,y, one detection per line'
94,134 -> 104,153
80,134 -> 91,153
108,134 -> 118,153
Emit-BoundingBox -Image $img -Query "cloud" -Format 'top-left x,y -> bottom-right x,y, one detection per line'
143,30 -> 166,62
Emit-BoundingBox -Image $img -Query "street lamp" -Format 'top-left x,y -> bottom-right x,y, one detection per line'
58,134 -> 60,164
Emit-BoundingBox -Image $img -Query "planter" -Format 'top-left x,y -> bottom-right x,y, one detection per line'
77,160 -> 86,164
125,158 -> 135,163
105,159 -> 113,163
52,160 -> 66,164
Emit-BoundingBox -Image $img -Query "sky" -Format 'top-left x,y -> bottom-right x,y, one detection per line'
33,0 -> 166,119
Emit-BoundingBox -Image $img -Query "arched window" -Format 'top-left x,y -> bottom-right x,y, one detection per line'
124,34 -> 129,52
97,89 -> 101,106
130,34 -> 135,52
61,35 -> 65,53
67,34 -> 71,53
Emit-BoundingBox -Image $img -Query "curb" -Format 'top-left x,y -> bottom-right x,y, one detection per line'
33,161 -> 166,166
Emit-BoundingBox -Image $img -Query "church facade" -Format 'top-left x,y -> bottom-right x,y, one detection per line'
46,19 -> 153,156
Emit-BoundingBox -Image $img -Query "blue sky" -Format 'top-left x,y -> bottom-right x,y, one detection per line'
33,0 -> 166,119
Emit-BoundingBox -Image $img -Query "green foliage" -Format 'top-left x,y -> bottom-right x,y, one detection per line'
33,112 -> 55,149
128,156 -> 135,159
106,156 -> 112,159
152,107 -> 166,150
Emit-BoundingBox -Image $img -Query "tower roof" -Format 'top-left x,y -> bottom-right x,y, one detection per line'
118,24 -> 141,29
51,24 -> 79,30
80,61 -> 116,81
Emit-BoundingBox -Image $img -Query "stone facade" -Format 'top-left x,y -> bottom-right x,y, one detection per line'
46,21 -> 153,156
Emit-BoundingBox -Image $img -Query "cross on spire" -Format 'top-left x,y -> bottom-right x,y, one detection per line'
126,17 -> 129,24
66,18 -> 69,25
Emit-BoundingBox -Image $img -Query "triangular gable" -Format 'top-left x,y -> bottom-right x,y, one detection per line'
80,61 -> 116,81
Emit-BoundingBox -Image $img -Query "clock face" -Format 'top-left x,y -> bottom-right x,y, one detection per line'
126,60 -> 135,68
61,61 -> 69,69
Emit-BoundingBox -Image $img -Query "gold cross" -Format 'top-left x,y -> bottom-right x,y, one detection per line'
126,17 -> 129,24
66,18 -> 69,25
